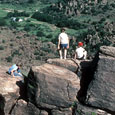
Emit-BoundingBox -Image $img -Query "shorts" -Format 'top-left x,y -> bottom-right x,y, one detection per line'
60,44 -> 68,49
77,55 -> 84,60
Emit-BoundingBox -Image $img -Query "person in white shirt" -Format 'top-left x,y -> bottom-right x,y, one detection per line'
74,42 -> 87,60
58,28 -> 69,59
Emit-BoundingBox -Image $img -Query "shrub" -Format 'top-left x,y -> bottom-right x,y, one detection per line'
36,56 -> 41,60
36,30 -> 45,37
24,24 -> 31,32
16,36 -> 22,39
0,46 -> 4,50
2,40 -> 5,43
34,51 -> 39,55
6,56 -> 12,62
7,10 -> 30,18
11,50 -> 21,57
0,18 -> 6,26
46,34 -> 53,38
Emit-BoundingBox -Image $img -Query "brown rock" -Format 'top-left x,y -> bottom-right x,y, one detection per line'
0,65 -> 22,114
11,99 -> 41,115
51,108 -> 72,115
40,110 -> 48,115
27,63 -> 80,109
100,46 -> 115,57
47,58 -> 79,73
86,46 -> 115,112
74,101 -> 111,115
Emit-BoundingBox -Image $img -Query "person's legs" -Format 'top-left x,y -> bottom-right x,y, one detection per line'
13,71 -> 24,83
13,71 -> 23,77
64,48 -> 67,59
59,49 -> 63,59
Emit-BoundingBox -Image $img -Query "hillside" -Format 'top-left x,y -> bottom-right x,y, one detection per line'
0,0 -> 114,74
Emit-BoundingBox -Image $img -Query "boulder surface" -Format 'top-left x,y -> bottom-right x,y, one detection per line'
86,46 -> 115,112
11,99 -> 41,115
0,65 -> 22,114
27,63 -> 80,109
47,58 -> 79,73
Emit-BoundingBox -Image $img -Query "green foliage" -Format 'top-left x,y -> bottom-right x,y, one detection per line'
34,51 -> 39,55
7,10 -> 29,18
16,36 -> 22,39
24,24 -> 31,32
28,0 -> 35,3
0,46 -> 4,50
35,56 -> 41,60
46,34 -> 53,38
0,18 -> 6,26
2,40 -> 5,43
11,50 -> 21,57
36,30 -> 45,37
10,21 -> 18,29
6,56 -> 12,62
91,112 -> 97,115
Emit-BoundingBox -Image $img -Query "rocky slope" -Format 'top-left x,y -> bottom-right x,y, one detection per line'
0,27 -> 57,73
0,46 -> 115,115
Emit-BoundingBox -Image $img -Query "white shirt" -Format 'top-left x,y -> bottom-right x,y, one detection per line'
58,32 -> 69,44
76,47 -> 85,58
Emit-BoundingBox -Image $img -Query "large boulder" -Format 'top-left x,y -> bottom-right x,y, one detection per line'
27,63 -> 80,110
74,102 -> 111,115
0,65 -> 22,114
47,58 -> 79,73
86,46 -> 115,112
11,99 -> 41,115
100,46 -> 115,57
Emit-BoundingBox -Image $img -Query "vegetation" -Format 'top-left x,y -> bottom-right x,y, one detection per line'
0,0 -> 114,59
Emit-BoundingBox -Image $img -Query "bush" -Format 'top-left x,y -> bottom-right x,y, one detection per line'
7,10 -> 30,18
0,46 -> 4,50
24,24 -> 31,32
11,50 -> 21,57
2,40 -> 5,43
46,34 -> 53,38
36,30 -> 45,37
34,51 -> 39,55
6,56 -> 12,62
0,18 -> 6,26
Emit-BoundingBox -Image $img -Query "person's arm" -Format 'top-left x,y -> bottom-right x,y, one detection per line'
67,37 -> 69,49
11,69 -> 15,77
58,36 -> 61,50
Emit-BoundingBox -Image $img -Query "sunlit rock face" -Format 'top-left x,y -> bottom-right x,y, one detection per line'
27,63 -> 80,109
0,66 -> 22,114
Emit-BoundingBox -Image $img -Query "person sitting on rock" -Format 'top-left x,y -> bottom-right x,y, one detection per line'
58,28 -> 69,59
8,63 -> 23,78
74,42 -> 87,60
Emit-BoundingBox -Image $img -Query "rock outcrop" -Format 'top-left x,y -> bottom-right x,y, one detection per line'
27,63 -> 80,110
0,46 -> 115,115
86,46 -> 115,112
47,58 -> 79,73
74,101 -> 111,115
0,66 -> 23,114
11,99 -> 44,115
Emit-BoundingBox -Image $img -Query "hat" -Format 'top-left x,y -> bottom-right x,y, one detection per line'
78,42 -> 83,46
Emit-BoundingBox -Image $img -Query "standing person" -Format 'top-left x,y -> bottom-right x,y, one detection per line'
74,42 -> 87,60
58,28 -> 69,59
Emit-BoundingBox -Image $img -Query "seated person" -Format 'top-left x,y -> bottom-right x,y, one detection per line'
8,63 -> 23,78
74,42 -> 87,60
